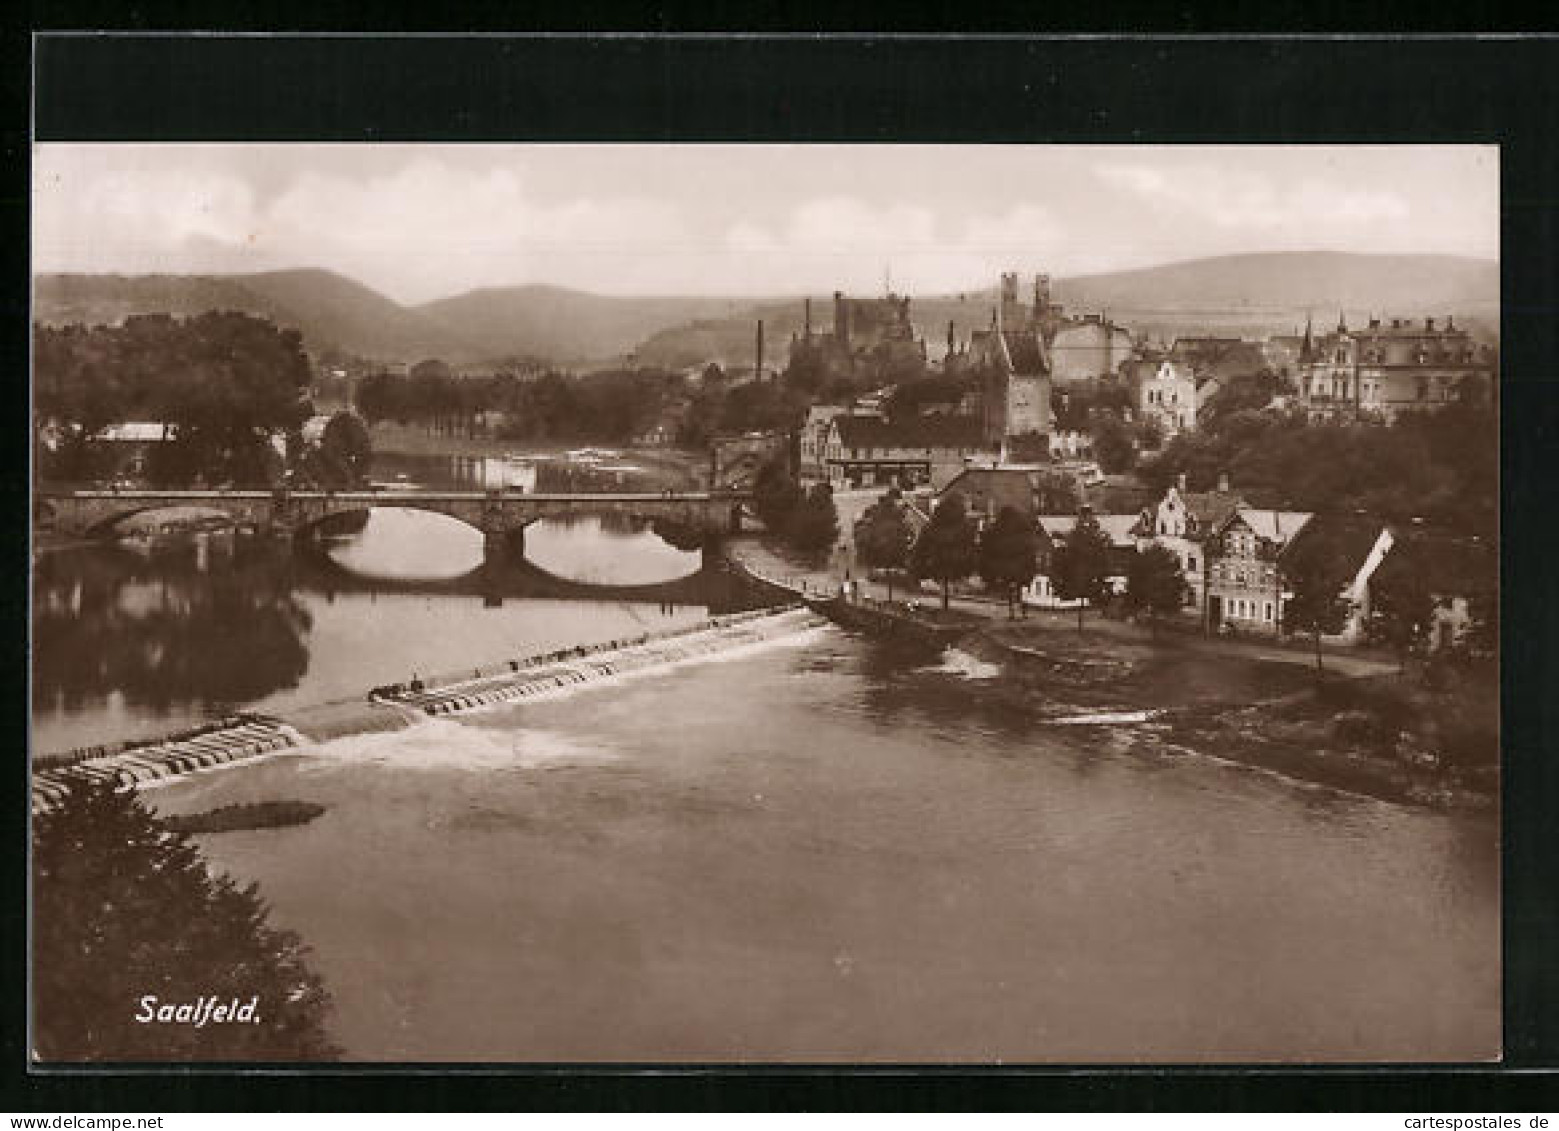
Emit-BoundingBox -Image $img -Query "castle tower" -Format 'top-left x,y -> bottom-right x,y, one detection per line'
999,272 -> 1023,329
833,291 -> 851,345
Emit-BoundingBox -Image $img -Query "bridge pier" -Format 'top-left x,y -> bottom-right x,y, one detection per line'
700,531 -> 725,574
483,523 -> 525,567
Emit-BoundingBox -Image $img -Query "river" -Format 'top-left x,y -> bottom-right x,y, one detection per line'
30,454 -> 1500,1062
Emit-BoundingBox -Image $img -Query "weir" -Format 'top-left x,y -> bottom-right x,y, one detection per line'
30,604 -> 826,814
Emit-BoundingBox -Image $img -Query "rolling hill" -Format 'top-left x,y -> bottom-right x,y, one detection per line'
1046,251 -> 1500,341
31,251 -> 1500,372
637,252 -> 1500,365
32,270 -> 476,364
413,286 -> 768,366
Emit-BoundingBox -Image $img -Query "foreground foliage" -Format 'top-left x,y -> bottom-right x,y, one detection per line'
33,778 -> 339,1062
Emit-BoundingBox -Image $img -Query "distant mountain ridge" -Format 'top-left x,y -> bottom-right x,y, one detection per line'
415,286 -> 767,366
33,270 -> 476,364
32,252 -> 1499,370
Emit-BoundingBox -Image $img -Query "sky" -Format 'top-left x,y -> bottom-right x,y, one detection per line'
32,144 -> 1498,306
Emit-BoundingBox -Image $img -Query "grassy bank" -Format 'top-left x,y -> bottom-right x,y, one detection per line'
972,622 -> 1497,811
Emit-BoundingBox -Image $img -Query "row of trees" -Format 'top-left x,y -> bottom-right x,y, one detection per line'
855,493 -> 1188,629
353,362 -> 819,449
36,314 -> 314,486
852,487 -> 1433,673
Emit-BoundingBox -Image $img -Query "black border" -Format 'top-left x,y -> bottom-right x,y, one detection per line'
10,32 -> 1559,1111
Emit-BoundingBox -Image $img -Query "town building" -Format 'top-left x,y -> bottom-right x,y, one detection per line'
1027,510 -> 1141,608
1204,507 -> 1313,633
634,414 -> 680,448
1131,477 -> 1245,612
1378,525 -> 1495,652
709,431 -> 790,491
1135,360 -> 1199,438
1048,314 -> 1135,384
1049,429 -> 1093,461
966,272 -> 1054,462
1205,507 -> 1393,642
1297,314 -> 1497,423
936,465 -> 1082,527
787,291 -> 928,384
822,415 -> 993,491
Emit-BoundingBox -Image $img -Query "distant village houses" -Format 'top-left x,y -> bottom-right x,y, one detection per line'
823,415 -> 993,491
1297,314 -> 1496,423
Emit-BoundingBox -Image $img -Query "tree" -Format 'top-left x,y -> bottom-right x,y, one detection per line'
788,484 -> 840,563
1091,410 -> 1136,474
33,777 -> 339,1061
1031,470 -> 1081,515
315,411 -> 373,487
35,313 -> 313,488
1281,531 -> 1355,672
1124,543 -> 1186,637
1366,548 -> 1438,673
1051,509 -> 1115,631
854,490 -> 915,600
752,457 -> 803,534
909,496 -> 978,611
978,506 -> 1039,619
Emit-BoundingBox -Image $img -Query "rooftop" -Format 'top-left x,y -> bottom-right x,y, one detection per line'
1037,512 -> 1141,547
832,414 -> 990,451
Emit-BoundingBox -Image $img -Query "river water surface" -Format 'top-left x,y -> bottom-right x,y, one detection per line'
32,454 -> 1500,1062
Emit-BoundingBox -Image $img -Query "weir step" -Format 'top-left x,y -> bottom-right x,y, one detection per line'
32,607 -> 821,812
31,717 -> 305,816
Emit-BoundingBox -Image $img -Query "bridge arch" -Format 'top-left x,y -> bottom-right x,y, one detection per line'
37,489 -> 748,546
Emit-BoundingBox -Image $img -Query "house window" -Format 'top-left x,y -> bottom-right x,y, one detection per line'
1187,555 -> 1197,573
1264,602 -> 1273,622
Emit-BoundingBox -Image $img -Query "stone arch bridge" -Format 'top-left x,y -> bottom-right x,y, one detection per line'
36,488 -> 748,561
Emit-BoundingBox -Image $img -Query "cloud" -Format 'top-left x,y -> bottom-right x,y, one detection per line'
35,153 -> 697,302
34,155 -> 263,270
1096,161 -> 1409,231
33,145 -> 1492,301
720,199 -> 1064,294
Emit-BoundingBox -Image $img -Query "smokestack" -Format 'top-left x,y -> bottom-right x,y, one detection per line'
804,297 -> 812,342
1178,472 -> 1187,492
756,319 -> 765,380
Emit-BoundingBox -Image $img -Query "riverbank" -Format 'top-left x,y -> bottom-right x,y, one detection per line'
969,622 -> 1497,811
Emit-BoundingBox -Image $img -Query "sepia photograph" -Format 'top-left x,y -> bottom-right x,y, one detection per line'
29,139 -> 1501,1065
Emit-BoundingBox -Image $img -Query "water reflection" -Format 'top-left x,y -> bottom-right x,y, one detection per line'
33,537 -> 313,724
521,515 -> 701,586
368,451 -> 679,495
324,509 -> 483,581
33,507 -> 740,754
